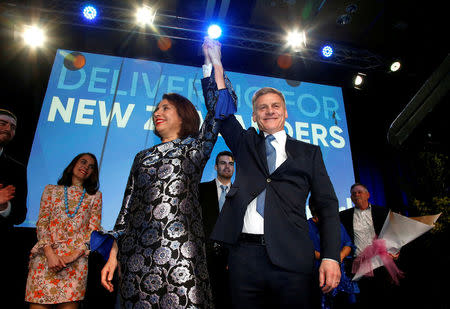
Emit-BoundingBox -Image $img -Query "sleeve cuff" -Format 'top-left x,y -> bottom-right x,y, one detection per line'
90,230 -> 114,261
322,258 -> 339,265
0,201 -> 12,218
215,89 -> 237,120
202,64 -> 212,78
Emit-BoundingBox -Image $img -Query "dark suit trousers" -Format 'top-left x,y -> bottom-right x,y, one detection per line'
228,240 -> 318,309
206,242 -> 231,309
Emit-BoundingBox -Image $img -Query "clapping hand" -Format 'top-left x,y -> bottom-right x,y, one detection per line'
0,184 -> 15,205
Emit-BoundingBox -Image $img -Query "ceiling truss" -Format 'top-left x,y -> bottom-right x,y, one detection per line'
2,0 -> 386,70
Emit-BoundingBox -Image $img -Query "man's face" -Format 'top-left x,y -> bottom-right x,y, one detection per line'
351,185 -> 370,210
215,155 -> 234,180
0,115 -> 16,147
252,93 -> 288,135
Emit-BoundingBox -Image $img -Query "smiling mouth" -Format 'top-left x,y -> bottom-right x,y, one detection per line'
155,119 -> 165,125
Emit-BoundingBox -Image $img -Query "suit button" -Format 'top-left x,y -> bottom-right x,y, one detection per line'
267,178 -> 271,183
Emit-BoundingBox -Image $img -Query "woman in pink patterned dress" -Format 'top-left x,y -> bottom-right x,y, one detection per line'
25,153 -> 102,309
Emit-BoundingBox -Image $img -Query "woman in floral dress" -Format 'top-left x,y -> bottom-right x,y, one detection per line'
26,153 -> 102,309
100,44 -> 236,308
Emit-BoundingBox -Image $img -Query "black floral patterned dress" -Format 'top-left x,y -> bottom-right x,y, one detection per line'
112,73 -> 236,309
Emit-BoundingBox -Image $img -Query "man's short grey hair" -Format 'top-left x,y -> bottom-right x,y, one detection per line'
350,183 -> 369,192
252,87 -> 286,108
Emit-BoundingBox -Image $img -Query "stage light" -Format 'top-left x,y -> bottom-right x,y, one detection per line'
390,61 -> 401,72
353,72 -> 366,89
321,45 -> 333,58
23,25 -> 45,48
286,30 -> 306,51
136,5 -> 156,26
207,24 -> 222,39
82,5 -> 97,20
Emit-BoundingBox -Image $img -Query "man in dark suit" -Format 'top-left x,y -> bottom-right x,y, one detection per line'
199,151 -> 234,309
0,108 -> 28,302
339,183 -> 398,309
202,39 -> 341,308
0,108 -> 27,236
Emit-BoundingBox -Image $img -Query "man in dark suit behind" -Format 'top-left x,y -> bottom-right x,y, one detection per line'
0,108 -> 28,302
0,108 -> 27,236
339,183 -> 399,309
202,39 -> 341,309
199,151 -> 234,309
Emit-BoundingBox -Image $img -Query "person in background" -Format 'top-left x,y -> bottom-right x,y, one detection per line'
25,153 -> 102,309
199,151 -> 235,308
0,108 -> 27,241
308,200 -> 359,309
0,107 -> 28,303
339,183 -> 399,309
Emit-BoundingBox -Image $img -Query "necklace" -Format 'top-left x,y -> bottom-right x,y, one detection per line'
64,186 -> 86,218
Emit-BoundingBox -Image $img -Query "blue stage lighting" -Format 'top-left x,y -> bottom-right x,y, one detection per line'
83,5 -> 97,20
322,45 -> 333,58
208,24 -> 222,39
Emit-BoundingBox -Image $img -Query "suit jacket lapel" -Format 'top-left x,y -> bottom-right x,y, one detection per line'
348,208 -> 355,242
274,135 -> 296,174
209,180 -> 220,214
371,206 -> 384,235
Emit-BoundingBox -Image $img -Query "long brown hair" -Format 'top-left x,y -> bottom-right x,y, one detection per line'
57,153 -> 100,195
153,93 -> 200,140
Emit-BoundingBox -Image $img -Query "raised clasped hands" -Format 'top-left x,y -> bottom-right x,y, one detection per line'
202,37 -> 222,66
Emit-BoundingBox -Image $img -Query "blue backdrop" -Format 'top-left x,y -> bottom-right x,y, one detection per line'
24,49 -> 355,229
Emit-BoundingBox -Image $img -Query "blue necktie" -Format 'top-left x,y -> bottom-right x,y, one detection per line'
219,185 -> 227,211
256,135 -> 276,217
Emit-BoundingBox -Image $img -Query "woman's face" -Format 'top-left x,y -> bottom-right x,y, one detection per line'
72,154 -> 96,184
153,99 -> 183,142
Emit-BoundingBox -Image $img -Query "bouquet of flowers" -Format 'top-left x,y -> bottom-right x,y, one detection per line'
352,211 -> 440,283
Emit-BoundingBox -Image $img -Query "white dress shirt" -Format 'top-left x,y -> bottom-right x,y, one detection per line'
353,204 -> 376,255
242,130 -> 287,234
